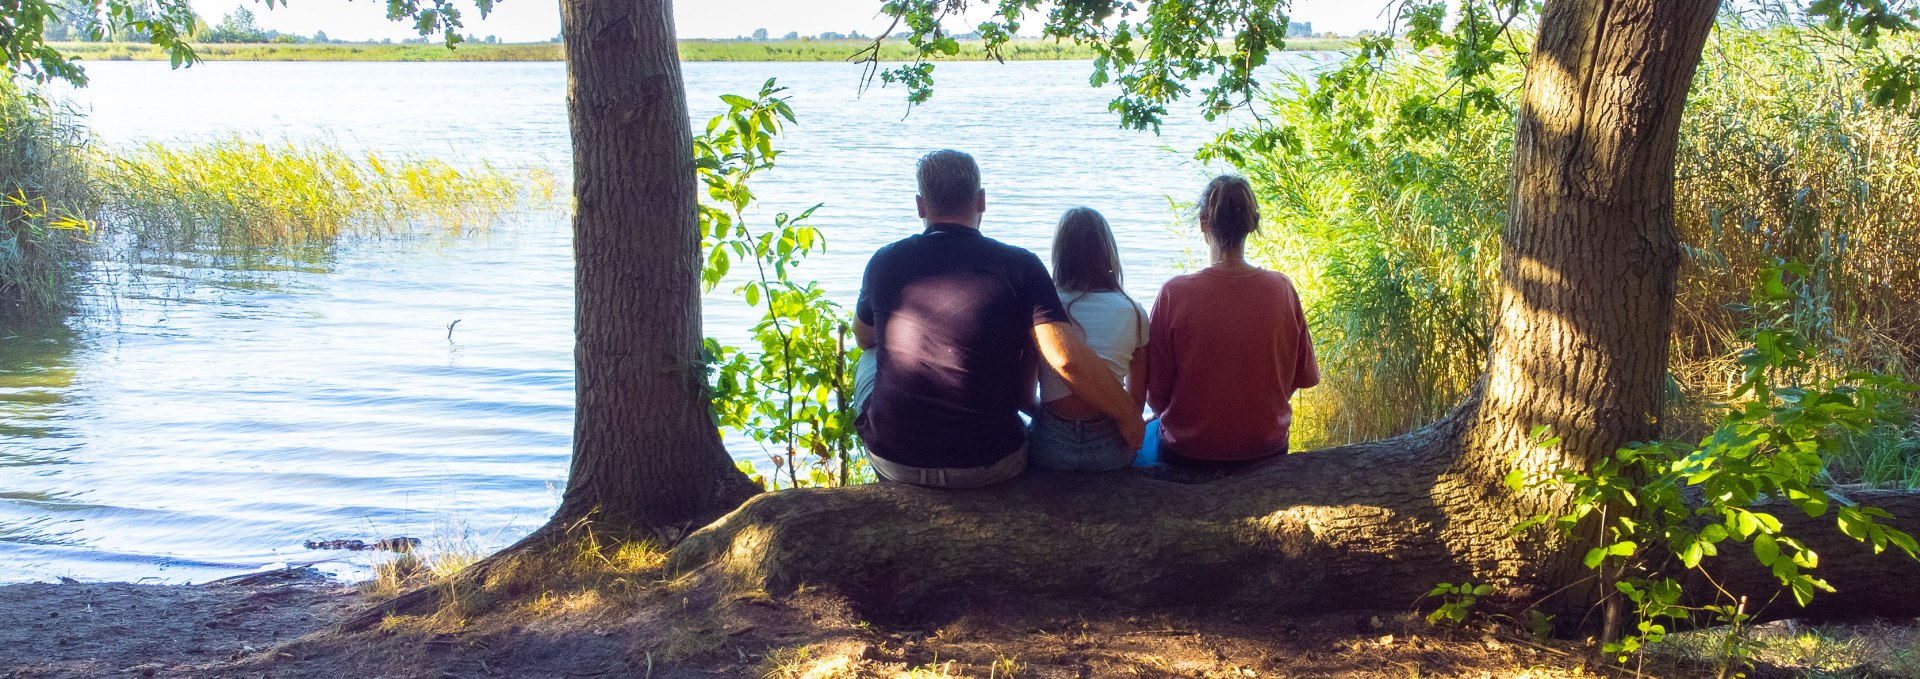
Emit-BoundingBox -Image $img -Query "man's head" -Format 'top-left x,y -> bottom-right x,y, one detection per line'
916,149 -> 986,227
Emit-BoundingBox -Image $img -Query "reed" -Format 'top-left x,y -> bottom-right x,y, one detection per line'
93,137 -> 556,251
0,81 -> 98,317
1219,26 -> 1920,484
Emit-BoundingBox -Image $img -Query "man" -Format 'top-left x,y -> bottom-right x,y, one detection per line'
853,150 -> 1145,488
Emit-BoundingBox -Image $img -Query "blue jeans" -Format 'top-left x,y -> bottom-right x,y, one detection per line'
1028,406 -> 1135,472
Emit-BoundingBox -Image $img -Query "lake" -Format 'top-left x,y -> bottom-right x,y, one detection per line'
0,56 -> 1333,583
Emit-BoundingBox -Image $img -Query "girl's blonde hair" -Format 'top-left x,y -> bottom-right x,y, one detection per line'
1051,207 -> 1124,294
1050,207 -> 1144,342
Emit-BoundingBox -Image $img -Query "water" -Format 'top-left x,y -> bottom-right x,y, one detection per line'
0,56 -> 1334,584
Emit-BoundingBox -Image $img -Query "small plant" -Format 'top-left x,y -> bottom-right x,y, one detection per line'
1423,582 -> 1493,626
989,654 -> 1025,679
696,80 -> 868,490
1513,262 -> 1920,673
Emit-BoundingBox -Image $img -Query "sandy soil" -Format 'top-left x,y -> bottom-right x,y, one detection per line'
7,566 -> 1896,678
0,567 -> 1627,679
0,569 -> 355,679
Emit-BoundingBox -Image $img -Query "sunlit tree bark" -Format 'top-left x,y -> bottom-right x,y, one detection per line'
549,0 -> 759,534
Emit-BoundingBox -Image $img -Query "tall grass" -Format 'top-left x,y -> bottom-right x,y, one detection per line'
0,81 -> 97,317
1219,26 -> 1920,484
1219,47 -> 1515,445
94,137 -> 555,251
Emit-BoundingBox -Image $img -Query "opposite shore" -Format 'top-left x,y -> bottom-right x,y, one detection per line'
49,37 -> 1358,63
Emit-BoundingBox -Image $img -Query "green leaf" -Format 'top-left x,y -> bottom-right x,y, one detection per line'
1583,547 -> 1608,569
1700,523 -> 1729,543
1754,533 -> 1780,566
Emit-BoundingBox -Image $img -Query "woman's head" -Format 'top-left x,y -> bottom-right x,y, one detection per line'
1198,174 -> 1260,252
1051,207 -> 1124,293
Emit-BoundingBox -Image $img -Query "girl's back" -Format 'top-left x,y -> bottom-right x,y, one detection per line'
1146,268 -> 1318,460
1039,290 -> 1146,411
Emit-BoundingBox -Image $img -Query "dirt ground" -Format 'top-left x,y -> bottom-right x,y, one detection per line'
0,568 -> 1907,679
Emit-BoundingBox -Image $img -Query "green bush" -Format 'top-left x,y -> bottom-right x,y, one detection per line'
1208,27 -> 1920,483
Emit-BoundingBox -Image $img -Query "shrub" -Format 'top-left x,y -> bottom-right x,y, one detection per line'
1207,26 -> 1920,481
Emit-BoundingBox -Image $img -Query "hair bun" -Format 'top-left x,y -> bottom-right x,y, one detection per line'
1199,175 -> 1260,247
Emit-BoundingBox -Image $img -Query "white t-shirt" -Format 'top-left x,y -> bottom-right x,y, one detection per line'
1039,289 -> 1148,403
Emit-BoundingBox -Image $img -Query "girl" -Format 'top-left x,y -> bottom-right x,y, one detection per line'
1146,175 -> 1319,468
1031,207 -> 1149,471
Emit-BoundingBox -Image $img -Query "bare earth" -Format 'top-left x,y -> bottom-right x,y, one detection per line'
4,567 -> 1900,678
0,567 -> 1631,679
0,570 -> 354,679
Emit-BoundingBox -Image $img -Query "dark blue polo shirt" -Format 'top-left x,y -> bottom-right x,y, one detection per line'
855,223 -> 1068,469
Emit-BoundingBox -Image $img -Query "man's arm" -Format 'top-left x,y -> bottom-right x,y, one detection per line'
854,317 -> 877,350
1034,321 -> 1145,449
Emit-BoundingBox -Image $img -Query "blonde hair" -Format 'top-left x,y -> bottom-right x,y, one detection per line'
1050,207 -> 1124,294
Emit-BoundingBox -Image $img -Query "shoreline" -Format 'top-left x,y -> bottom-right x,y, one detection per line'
48,38 -> 1358,64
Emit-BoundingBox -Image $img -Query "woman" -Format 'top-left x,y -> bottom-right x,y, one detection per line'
1146,175 -> 1319,467
1030,207 -> 1149,471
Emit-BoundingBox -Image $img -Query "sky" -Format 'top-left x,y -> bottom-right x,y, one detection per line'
193,0 -> 1399,44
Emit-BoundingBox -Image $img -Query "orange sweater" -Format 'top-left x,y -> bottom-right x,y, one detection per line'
1146,267 -> 1320,461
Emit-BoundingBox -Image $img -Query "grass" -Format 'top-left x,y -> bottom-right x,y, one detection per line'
45,37 -> 1359,64
93,136 -> 556,251
0,81 -> 98,317
1651,620 -> 1920,677
1224,26 -> 1920,485
368,522 -> 673,634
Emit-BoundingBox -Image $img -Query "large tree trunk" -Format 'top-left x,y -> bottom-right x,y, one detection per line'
339,0 -> 762,631
1446,0 -> 1721,604
668,449 -> 1920,621
552,0 -> 758,533
666,0 -> 1920,623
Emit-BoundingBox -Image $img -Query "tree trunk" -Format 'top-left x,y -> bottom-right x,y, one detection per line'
667,453 -> 1920,622
551,0 -> 759,534
1443,0 -> 1722,606
663,0 -> 1920,624
338,0 -> 763,631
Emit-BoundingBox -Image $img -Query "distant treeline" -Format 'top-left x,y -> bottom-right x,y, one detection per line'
50,37 -> 1359,63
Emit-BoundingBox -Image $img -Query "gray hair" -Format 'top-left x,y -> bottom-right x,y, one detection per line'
916,149 -> 981,215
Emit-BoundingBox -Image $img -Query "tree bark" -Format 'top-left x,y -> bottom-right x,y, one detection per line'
668,437 -> 1920,622
552,0 -> 759,533
1452,0 -> 1721,596
662,0 -> 1920,625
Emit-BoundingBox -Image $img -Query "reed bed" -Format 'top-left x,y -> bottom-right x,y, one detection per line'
1227,27 -> 1920,484
0,81 -> 97,317
93,137 -> 556,251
